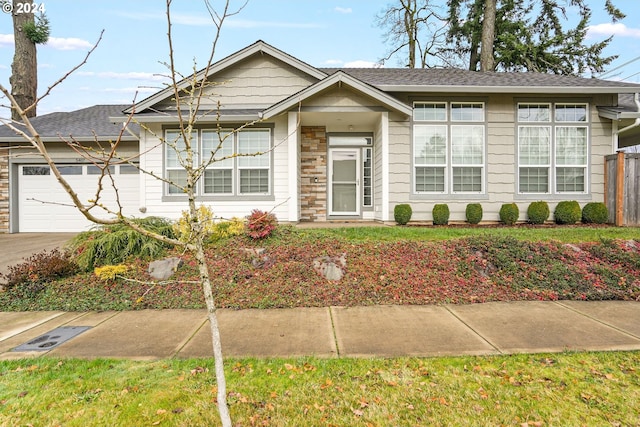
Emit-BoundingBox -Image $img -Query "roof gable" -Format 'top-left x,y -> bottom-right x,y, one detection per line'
125,40 -> 327,114
262,70 -> 412,119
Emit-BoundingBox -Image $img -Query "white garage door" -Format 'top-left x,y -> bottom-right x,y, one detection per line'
19,164 -> 140,232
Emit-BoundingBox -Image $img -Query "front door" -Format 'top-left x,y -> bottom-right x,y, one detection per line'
329,148 -> 360,216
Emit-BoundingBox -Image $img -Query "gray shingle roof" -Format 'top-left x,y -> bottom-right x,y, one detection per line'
320,67 -> 640,89
0,104 -> 139,140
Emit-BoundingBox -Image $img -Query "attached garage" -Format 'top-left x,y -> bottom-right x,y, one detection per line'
18,163 -> 140,232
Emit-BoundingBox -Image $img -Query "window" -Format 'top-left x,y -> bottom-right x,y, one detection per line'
165,128 -> 271,196
517,103 -> 588,194
413,102 -> 485,194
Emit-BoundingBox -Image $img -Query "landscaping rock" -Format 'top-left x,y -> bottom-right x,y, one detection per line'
313,253 -> 347,281
148,257 -> 183,280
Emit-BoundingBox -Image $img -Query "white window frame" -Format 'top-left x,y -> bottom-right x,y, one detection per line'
164,128 -> 271,196
413,101 -> 486,195
517,103 -> 589,195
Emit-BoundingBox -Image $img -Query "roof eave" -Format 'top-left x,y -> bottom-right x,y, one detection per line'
113,114 -> 262,124
0,135 -> 139,143
377,85 -> 640,94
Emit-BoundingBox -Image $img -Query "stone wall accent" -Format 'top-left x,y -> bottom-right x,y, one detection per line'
0,147 -> 9,233
300,126 -> 327,222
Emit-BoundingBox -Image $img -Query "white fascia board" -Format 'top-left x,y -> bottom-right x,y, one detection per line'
377,85 -> 640,94
111,114 -> 262,124
263,71 -> 412,119
124,41 -> 326,114
597,108 -> 640,120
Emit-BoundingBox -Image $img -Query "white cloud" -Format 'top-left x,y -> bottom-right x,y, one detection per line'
0,34 -> 14,47
343,60 -> 382,68
588,23 -> 640,38
335,7 -> 352,14
46,37 -> 94,51
100,86 -> 159,94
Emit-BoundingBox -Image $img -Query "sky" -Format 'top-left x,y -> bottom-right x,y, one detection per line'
1,0 -> 639,116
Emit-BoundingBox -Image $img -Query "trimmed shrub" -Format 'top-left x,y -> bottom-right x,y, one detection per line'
527,201 -> 550,225
432,204 -> 450,225
0,249 -> 78,295
465,203 -> 483,224
394,204 -> 413,225
499,203 -> 519,225
582,202 -> 609,224
246,209 -> 278,239
68,216 -> 176,271
554,201 -> 581,225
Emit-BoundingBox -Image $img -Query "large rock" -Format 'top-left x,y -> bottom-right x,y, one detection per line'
313,253 -> 347,281
148,257 -> 183,281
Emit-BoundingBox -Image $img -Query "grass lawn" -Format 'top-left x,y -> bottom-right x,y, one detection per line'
2,352 -> 639,426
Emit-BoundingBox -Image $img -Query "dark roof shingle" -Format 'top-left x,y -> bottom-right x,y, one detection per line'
0,104 -> 139,140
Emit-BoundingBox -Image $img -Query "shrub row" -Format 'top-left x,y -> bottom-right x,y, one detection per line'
394,202 -> 609,226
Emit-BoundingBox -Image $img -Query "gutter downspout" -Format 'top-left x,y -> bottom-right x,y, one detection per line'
617,92 -> 640,135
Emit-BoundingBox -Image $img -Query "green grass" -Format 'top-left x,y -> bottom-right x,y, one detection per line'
305,224 -> 640,243
2,352 -> 639,426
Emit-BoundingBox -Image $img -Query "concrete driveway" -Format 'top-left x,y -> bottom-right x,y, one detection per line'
0,233 -> 77,278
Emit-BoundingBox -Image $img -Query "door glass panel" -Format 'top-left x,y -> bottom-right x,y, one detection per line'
331,150 -> 358,214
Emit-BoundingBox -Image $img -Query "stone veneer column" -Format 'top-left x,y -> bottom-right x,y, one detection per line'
300,126 -> 327,222
0,147 -> 9,233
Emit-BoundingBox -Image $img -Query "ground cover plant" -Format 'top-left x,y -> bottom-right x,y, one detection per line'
1,226 -> 639,311
2,352 -> 640,426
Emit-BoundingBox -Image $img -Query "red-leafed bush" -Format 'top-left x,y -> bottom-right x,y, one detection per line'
245,209 -> 278,239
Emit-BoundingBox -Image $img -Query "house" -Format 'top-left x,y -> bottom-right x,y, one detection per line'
1,40 -> 640,233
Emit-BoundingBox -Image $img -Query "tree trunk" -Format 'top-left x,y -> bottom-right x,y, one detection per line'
10,0 -> 38,120
480,0 -> 497,71
194,239 -> 232,426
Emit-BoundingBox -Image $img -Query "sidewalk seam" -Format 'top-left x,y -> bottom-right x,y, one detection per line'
553,301 -> 640,340
444,305 -> 503,355
328,307 -> 341,358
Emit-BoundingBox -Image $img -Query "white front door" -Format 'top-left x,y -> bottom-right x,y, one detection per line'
329,148 -> 360,216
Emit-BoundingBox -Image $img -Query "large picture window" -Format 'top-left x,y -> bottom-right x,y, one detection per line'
413,102 -> 485,194
165,128 -> 271,196
517,103 -> 588,194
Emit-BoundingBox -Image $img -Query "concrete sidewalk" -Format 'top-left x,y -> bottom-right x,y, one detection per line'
1,301 -> 640,360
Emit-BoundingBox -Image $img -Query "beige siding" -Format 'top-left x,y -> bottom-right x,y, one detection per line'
386,93 -> 614,223
155,55 -> 318,110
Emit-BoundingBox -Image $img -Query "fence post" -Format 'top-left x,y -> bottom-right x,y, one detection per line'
616,151 -> 625,226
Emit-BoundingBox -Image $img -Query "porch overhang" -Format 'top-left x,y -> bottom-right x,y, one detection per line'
261,71 -> 413,120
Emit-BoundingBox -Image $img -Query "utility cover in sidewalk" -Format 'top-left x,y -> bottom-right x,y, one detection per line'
13,326 -> 91,352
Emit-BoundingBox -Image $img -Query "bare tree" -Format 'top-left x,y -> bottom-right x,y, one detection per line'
376,0 -> 449,68
0,1 -> 260,425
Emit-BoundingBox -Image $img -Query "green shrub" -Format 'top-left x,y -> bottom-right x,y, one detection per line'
246,210 -> 278,239
465,203 -> 483,224
0,249 -> 78,296
394,204 -> 413,225
499,203 -> 519,225
69,217 -> 176,271
432,204 -> 450,225
527,201 -> 550,225
582,202 -> 609,224
554,201 -> 581,225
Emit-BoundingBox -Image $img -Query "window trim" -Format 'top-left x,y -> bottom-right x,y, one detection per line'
516,102 -> 590,197
163,126 -> 274,200
412,100 -> 487,197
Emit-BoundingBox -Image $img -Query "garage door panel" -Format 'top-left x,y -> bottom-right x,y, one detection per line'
19,165 -> 141,232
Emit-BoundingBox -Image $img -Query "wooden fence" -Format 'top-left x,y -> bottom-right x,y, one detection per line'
605,152 -> 640,226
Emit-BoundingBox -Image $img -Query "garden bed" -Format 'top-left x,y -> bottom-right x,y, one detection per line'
1,229 -> 638,312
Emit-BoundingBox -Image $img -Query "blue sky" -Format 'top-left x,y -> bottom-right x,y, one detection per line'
1,0 -> 639,116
